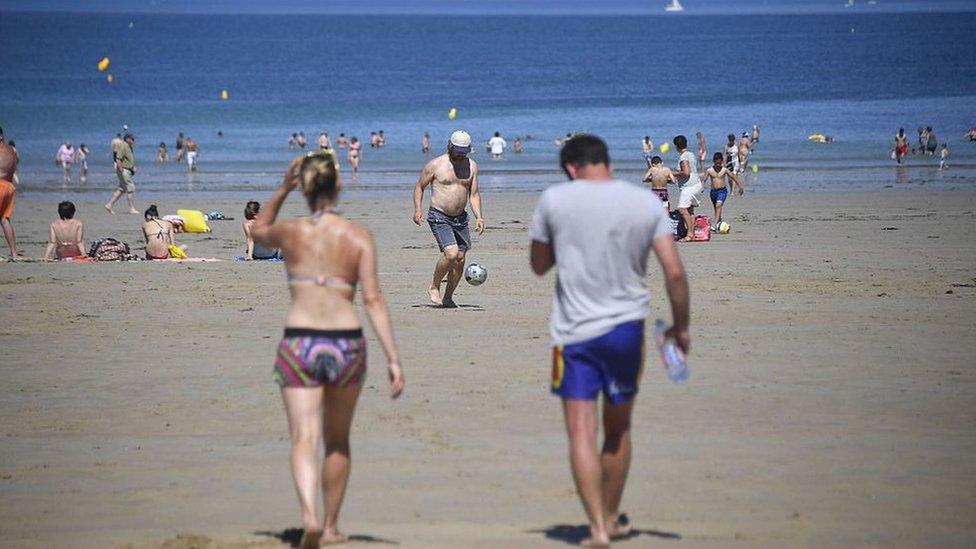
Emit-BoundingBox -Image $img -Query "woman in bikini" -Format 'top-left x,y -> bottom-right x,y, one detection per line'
250,151 -> 404,548
141,204 -> 184,259
242,200 -> 280,260
347,136 -> 361,174
43,201 -> 86,260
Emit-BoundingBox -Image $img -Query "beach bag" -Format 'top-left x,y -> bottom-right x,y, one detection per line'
692,216 -> 711,242
668,211 -> 687,240
89,238 -> 132,261
168,244 -> 187,259
177,209 -> 211,233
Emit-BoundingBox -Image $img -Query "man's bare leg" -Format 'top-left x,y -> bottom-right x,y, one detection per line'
602,399 -> 635,539
321,382 -> 362,544
441,249 -> 465,308
125,192 -> 138,214
105,189 -> 122,214
678,207 -> 694,242
430,246 -> 459,304
281,387 -> 325,540
563,399 -> 611,547
1,218 -> 17,258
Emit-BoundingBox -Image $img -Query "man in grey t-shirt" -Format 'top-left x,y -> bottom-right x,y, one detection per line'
529,134 -> 691,546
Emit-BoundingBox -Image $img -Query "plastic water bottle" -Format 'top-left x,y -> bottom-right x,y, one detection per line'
653,319 -> 688,384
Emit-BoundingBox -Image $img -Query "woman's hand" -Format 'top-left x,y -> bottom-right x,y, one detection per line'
388,361 -> 404,399
281,157 -> 303,191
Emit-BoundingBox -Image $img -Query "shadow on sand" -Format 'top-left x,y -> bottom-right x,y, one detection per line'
254,528 -> 398,546
409,303 -> 484,311
527,516 -> 681,545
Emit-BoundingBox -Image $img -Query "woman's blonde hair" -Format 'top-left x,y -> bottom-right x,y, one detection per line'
299,151 -> 339,209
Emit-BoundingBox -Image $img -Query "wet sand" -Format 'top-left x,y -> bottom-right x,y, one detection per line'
1,189 -> 975,547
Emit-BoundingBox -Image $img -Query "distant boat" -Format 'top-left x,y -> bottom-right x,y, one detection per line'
844,0 -> 855,7
665,0 -> 684,13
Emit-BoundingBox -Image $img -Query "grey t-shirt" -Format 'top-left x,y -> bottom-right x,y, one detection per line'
529,179 -> 673,345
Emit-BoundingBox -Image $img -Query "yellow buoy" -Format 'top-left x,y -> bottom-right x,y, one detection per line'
751,164 -> 759,173
221,89 -> 229,101
98,57 -> 110,72
448,107 -> 457,120
659,142 -> 670,154
107,73 -> 114,83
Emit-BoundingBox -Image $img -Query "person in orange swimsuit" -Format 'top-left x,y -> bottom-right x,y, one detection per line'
0,133 -> 19,258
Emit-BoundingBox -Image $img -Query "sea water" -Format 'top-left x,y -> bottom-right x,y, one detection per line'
1,12 -> 974,200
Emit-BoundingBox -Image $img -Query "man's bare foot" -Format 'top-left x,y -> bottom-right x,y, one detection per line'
298,529 -> 320,549
441,297 -> 457,309
580,536 -> 610,548
608,514 -> 633,540
321,529 -> 349,545
104,204 -> 114,214
428,286 -> 442,305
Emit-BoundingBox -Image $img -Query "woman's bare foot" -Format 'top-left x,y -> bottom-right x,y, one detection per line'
428,286 -> 442,305
104,204 -> 114,214
321,529 -> 349,545
127,208 -> 139,214
298,529 -> 321,549
679,236 -> 693,242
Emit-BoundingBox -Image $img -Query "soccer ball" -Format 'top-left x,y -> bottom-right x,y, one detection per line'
464,263 -> 488,286
718,221 -> 731,234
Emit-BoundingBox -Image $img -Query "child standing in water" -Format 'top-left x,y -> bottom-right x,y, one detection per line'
939,143 -> 949,170
702,152 -> 744,228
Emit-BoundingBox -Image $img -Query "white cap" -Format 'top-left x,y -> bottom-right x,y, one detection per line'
449,130 -> 472,151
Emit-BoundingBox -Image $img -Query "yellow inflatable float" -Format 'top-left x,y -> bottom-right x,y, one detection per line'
177,209 -> 211,233
808,134 -> 828,143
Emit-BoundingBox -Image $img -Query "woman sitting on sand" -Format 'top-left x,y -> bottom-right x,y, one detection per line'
250,151 -> 404,548
141,205 -> 186,260
43,201 -> 86,260
242,201 -> 281,260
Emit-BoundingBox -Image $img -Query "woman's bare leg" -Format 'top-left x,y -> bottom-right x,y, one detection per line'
321,382 -> 363,543
281,387 -> 325,535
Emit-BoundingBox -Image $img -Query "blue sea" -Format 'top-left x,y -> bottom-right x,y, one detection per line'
1,11 -> 975,199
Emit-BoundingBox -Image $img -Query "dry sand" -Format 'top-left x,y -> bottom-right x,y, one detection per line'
1,189 -> 975,548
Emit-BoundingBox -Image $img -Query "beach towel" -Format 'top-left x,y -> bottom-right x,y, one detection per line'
234,256 -> 284,262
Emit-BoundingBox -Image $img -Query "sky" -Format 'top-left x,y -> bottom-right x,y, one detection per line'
1,0 -> 975,15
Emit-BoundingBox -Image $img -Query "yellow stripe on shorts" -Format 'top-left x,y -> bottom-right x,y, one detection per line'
551,346 -> 565,389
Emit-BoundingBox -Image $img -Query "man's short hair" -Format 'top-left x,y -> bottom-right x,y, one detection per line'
672,135 -> 688,150
713,152 -> 723,162
560,134 -> 610,178
650,155 -> 662,165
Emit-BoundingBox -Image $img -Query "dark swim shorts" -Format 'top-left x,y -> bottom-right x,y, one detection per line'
710,187 -> 729,205
551,320 -> 645,405
427,207 -> 471,251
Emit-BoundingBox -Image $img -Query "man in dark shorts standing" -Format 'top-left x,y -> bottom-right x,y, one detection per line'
530,134 -> 690,547
412,130 -> 485,308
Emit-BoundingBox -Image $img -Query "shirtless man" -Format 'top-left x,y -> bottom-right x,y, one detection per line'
642,155 -> 675,211
738,132 -> 751,173
336,133 -> 348,149
317,131 -> 331,150
702,152 -> 744,228
412,130 -> 485,308
893,128 -> 909,164
641,136 -> 654,166
751,125 -> 760,151
0,139 -> 19,258
185,138 -> 199,172
695,131 -> 707,168
421,132 -> 430,154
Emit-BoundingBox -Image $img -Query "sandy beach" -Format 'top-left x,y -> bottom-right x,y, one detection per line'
1,188 -> 975,548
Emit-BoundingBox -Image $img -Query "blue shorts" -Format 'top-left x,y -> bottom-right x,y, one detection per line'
710,187 -> 728,205
551,320 -> 645,404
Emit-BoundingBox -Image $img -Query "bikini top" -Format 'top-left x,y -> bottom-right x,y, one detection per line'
286,273 -> 355,289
